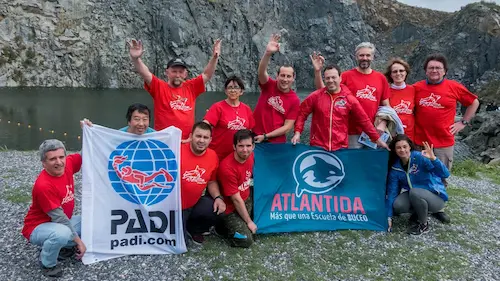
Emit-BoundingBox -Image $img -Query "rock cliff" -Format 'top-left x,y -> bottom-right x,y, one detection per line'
1,0 -> 499,99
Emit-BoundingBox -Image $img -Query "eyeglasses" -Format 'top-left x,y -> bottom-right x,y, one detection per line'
226,86 -> 241,90
427,66 -> 444,71
391,69 -> 406,74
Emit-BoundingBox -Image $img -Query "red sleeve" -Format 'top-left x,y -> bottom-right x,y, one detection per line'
68,154 -> 82,174
349,96 -> 379,141
259,77 -> 276,92
294,91 -> 316,133
204,102 -> 220,126
380,75 -> 391,102
144,74 -> 162,99
452,81 -> 477,107
247,105 -> 255,129
186,75 -> 206,99
209,157 -> 218,182
285,95 -> 300,120
218,163 -> 239,197
34,181 -> 61,213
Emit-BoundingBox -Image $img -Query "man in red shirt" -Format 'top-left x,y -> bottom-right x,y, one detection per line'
253,34 -> 300,143
312,42 -> 391,148
181,122 -> 226,245
216,129 -> 256,248
414,54 -> 479,224
128,38 -> 222,141
22,140 -> 86,278
292,65 -> 389,151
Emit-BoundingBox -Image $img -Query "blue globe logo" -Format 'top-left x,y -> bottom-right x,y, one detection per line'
108,139 -> 178,206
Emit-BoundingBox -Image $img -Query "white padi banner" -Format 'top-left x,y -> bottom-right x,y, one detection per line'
81,125 -> 186,265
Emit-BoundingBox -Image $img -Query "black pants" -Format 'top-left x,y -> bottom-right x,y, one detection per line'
182,195 -> 222,240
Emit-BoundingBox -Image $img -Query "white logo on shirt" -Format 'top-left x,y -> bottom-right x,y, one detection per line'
182,165 -> 207,184
267,96 -> 285,114
227,116 -> 247,130
334,99 -> 347,109
419,93 -> 444,109
61,185 -> 74,205
393,100 -> 413,114
356,85 -> 377,101
238,170 -> 252,191
170,96 -> 192,111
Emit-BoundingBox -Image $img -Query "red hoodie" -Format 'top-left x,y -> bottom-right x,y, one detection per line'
295,85 -> 380,151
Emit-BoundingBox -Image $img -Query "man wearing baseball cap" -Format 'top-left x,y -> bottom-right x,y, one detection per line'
128,39 -> 222,141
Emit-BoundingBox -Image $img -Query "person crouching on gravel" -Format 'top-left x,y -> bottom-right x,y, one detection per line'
21,139 -> 87,277
386,134 -> 450,235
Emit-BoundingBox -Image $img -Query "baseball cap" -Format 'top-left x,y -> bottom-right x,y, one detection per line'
167,58 -> 187,69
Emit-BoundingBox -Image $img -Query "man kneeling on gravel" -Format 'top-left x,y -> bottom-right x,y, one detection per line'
21,139 -> 86,278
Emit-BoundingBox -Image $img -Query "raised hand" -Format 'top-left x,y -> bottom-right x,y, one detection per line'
212,39 -> 222,58
421,141 -> 436,160
128,39 -> 144,59
265,34 -> 281,55
310,51 -> 325,72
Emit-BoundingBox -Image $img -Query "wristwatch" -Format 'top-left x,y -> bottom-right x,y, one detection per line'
214,195 -> 224,201
263,133 -> 269,142
460,119 -> 470,126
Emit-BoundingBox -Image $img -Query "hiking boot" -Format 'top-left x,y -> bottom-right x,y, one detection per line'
409,221 -> 429,235
42,264 -> 63,278
57,247 -> 75,261
187,232 -> 204,246
432,212 -> 451,224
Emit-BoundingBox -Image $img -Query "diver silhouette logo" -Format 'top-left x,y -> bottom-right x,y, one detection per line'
393,100 -> 413,114
170,95 -> 192,111
356,85 -> 377,101
419,93 -> 444,109
292,151 -> 345,197
108,139 -> 178,206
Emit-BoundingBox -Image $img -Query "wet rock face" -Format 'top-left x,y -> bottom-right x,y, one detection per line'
1,0 -> 499,98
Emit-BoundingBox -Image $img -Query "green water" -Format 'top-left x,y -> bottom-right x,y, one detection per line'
0,88 -> 311,150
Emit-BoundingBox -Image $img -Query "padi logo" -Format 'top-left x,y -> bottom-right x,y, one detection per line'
108,140 -> 178,206
292,151 -> 345,197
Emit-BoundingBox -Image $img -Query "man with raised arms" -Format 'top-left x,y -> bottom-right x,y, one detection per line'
128,38 -> 221,141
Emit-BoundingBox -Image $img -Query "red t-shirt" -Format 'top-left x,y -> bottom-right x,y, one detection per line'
341,69 -> 391,135
180,143 -> 218,209
218,153 -> 254,215
413,79 -> 477,147
253,78 -> 300,143
389,85 -> 416,141
204,100 -> 255,160
22,154 -> 82,240
144,75 -> 205,139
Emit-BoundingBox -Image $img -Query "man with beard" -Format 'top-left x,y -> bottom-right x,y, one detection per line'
312,42 -> 391,148
128,39 -> 222,141
180,121 -> 226,245
22,140 -> 86,277
216,129 -> 256,247
292,65 -> 389,151
253,34 -> 300,143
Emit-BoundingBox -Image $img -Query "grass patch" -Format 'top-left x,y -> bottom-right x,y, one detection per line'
452,159 -> 500,184
3,188 -> 31,203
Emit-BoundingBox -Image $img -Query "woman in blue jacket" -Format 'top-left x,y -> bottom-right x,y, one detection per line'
386,134 -> 450,235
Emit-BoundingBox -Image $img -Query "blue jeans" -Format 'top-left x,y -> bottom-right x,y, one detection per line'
29,216 -> 81,268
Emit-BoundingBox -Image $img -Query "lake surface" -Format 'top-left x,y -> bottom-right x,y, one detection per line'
0,88 -> 311,150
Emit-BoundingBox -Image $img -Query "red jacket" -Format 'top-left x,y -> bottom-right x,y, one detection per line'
295,86 -> 380,151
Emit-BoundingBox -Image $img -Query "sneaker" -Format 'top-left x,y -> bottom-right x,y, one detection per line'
409,222 -> 429,235
42,265 -> 63,278
432,212 -> 451,224
187,232 -> 204,245
58,247 -> 75,261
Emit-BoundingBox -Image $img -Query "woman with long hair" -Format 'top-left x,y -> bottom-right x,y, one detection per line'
386,134 -> 450,235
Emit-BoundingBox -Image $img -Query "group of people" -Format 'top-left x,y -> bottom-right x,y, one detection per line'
22,35 -> 479,277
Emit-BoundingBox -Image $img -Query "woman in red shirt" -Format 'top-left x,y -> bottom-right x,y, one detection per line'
204,76 -> 255,161
384,58 -> 415,141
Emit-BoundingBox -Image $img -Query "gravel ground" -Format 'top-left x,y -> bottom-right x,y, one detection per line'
0,150 -> 499,281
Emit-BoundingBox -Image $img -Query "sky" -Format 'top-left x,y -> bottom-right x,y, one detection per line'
397,0 -> 500,12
